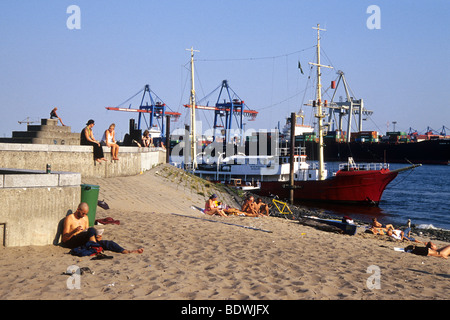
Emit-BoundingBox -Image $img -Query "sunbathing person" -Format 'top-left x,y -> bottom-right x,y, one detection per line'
427,242 -> 450,259
222,206 -> 247,216
406,242 -> 450,259
241,195 -> 261,217
255,198 -> 270,216
62,202 -> 144,254
386,227 -> 420,242
205,194 -> 228,217
368,218 -> 394,235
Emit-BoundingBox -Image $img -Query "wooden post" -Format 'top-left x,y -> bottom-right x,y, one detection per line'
165,115 -> 170,164
289,112 -> 295,204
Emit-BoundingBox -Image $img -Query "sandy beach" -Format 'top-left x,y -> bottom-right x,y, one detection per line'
0,164 -> 449,301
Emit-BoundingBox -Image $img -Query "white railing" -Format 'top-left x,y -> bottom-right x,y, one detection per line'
279,147 -> 306,157
338,162 -> 389,171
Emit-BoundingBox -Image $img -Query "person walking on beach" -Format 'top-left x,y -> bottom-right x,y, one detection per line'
101,123 -> 120,160
80,119 -> 107,163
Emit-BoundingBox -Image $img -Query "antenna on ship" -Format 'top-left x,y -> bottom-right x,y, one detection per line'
186,47 -> 200,170
309,24 -> 333,180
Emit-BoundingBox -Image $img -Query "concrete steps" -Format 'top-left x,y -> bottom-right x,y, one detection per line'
0,119 -> 80,145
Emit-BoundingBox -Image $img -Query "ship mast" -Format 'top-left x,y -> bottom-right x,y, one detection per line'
186,47 -> 199,169
309,24 -> 333,180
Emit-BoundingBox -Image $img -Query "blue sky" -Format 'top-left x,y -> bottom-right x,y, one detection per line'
1,0 -> 449,139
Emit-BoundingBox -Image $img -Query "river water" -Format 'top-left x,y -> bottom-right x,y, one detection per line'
297,163 -> 450,231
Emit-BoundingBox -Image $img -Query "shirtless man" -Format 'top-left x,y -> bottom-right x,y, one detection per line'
426,242 -> 450,259
407,242 -> 450,259
369,218 -> 394,235
255,198 -> 270,216
62,202 -> 96,248
62,202 -> 144,254
241,196 -> 260,217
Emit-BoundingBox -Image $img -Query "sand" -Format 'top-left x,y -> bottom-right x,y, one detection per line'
0,164 -> 449,301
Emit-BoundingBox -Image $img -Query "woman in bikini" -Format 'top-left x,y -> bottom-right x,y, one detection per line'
204,194 -> 228,217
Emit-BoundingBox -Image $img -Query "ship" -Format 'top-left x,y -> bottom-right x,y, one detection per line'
299,129 -> 450,165
257,24 -> 421,205
181,25 -> 421,205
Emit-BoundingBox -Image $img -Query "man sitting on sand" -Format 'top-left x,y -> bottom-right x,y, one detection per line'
62,202 -> 144,254
255,198 -> 270,216
241,196 -> 261,217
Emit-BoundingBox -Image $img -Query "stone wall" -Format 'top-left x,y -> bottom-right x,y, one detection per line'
0,143 -> 166,178
0,144 -> 167,247
0,169 -> 81,247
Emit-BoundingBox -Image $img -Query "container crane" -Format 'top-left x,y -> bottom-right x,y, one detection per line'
184,80 -> 258,144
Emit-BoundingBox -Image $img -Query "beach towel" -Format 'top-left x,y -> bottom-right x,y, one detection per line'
69,241 -> 103,257
191,206 -> 205,214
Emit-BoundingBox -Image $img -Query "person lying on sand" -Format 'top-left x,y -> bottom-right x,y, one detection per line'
406,242 -> 450,259
204,194 -> 228,217
222,207 -> 247,216
386,227 -> 421,243
62,202 -> 143,254
368,218 -> 394,235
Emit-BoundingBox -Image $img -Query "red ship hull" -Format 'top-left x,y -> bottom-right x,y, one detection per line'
258,169 -> 398,205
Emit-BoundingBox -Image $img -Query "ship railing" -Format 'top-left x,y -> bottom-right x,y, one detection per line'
279,147 -> 306,157
307,162 -> 326,170
338,162 -> 390,171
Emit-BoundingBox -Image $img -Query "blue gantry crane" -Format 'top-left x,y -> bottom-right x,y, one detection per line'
106,84 -> 181,139
184,80 -> 258,143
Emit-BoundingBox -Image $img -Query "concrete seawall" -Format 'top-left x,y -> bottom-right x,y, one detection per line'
0,168 -> 81,247
0,143 -> 167,247
0,143 -> 166,178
